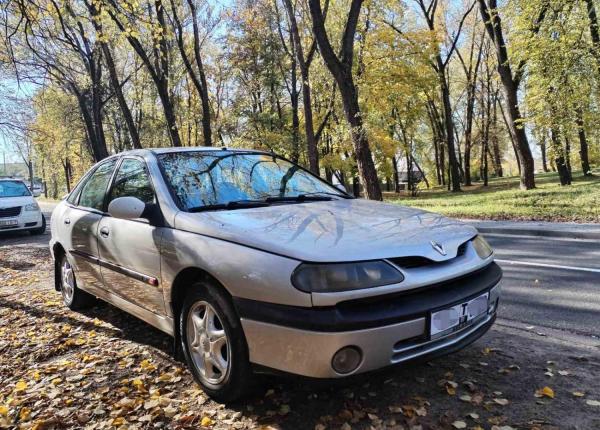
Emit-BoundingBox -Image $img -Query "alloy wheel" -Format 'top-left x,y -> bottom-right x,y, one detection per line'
61,260 -> 75,304
186,301 -> 231,386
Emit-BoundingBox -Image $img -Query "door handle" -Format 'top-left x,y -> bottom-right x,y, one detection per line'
64,218 -> 71,225
99,226 -> 110,238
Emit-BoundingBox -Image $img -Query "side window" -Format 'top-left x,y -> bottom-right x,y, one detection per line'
109,158 -> 155,205
78,159 -> 117,210
67,173 -> 90,205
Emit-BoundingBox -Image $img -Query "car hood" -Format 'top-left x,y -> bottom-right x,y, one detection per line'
0,196 -> 35,209
174,199 -> 477,262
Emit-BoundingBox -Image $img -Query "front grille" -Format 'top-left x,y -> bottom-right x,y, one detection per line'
388,241 -> 469,269
0,206 -> 21,218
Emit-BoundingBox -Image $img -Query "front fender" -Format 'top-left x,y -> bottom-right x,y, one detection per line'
160,228 -> 311,318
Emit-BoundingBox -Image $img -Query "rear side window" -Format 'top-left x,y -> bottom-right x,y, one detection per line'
109,158 -> 155,205
78,159 -> 117,210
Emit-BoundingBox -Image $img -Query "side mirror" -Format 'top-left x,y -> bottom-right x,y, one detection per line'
108,196 -> 145,220
335,183 -> 347,193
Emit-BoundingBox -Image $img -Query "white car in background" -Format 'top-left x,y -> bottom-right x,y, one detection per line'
0,178 -> 46,235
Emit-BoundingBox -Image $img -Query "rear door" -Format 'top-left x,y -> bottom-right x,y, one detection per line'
97,157 -> 165,314
63,159 -> 118,296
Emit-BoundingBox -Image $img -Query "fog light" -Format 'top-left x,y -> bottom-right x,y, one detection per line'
488,298 -> 498,315
331,346 -> 362,374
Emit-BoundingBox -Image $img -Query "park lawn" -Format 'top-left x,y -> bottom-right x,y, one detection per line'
386,169 -> 600,222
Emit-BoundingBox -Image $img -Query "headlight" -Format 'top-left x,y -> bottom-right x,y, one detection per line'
472,235 -> 493,259
24,202 -> 40,212
291,260 -> 404,293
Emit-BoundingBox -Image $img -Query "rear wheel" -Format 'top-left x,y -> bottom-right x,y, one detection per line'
59,254 -> 96,310
180,282 -> 253,402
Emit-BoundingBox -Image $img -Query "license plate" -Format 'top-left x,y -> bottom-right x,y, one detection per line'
0,219 -> 18,226
430,293 -> 489,338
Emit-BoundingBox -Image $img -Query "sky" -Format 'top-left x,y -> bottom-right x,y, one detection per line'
0,79 -> 36,164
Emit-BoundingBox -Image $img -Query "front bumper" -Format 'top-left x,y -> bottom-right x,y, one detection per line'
238,262 -> 502,378
0,211 -> 43,232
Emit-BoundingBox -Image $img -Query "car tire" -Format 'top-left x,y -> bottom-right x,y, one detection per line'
29,216 -> 46,235
180,281 -> 253,402
58,253 -> 96,310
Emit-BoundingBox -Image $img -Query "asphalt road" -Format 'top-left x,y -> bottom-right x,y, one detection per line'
3,200 -> 599,340
484,233 -> 600,339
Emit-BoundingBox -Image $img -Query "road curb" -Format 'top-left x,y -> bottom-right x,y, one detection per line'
475,226 -> 600,240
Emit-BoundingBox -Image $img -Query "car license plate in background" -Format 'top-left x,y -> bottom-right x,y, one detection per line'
0,219 -> 18,226
430,293 -> 489,338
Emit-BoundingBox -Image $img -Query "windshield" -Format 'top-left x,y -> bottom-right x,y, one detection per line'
158,151 -> 346,211
0,180 -> 31,198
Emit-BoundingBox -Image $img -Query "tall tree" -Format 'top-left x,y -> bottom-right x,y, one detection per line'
456,22 -> 484,186
478,0 -> 545,190
412,0 -> 475,192
282,0 -> 321,174
168,0 -> 213,146
106,0 -> 182,147
85,0 -> 142,150
308,0 -> 382,200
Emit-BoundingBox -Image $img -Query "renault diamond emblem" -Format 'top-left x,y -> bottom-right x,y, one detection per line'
430,240 -> 447,256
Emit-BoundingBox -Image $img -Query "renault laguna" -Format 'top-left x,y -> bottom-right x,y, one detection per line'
49,148 -> 501,401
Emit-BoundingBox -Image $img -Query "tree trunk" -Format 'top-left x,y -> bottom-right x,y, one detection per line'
551,129 -> 571,186
586,0 -> 600,74
108,0 -> 182,147
479,0 -> 536,189
299,67 -> 319,173
75,91 -> 108,162
464,86 -> 475,185
290,53 -> 300,163
187,0 -> 213,146
565,136 -> 572,180
87,0 -> 142,150
101,43 -> 142,149
283,0 -> 319,173
308,0 -> 381,200
491,92 -> 503,177
576,110 -> 592,175
438,66 -> 461,191
392,156 -> 400,193
540,140 -> 549,172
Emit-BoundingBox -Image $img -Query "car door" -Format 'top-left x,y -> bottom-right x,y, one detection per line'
97,157 -> 165,314
64,158 -> 118,297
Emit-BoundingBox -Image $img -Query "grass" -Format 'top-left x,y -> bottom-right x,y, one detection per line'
386,169 -> 600,223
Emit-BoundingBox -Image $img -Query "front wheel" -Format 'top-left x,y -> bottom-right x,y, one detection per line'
29,216 -> 46,235
180,283 -> 253,402
58,254 -> 96,310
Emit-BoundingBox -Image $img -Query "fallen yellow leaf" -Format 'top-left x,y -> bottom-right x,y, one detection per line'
536,386 -> 555,399
200,416 -> 214,427
112,417 -> 127,426
15,380 -> 27,392
0,405 -> 8,417
19,407 -> 31,421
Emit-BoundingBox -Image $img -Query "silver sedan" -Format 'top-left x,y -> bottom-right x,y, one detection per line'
49,148 -> 501,401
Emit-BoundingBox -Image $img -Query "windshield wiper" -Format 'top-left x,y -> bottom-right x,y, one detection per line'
188,199 -> 271,212
265,193 -> 335,203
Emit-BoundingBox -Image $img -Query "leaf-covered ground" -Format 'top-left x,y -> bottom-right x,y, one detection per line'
1,234 -> 600,430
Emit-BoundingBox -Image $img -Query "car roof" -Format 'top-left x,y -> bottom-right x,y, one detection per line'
118,147 -> 270,157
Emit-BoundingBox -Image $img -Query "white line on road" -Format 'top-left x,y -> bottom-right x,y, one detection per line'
483,233 -> 598,243
496,258 -> 600,274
